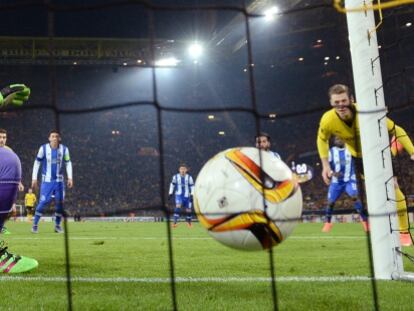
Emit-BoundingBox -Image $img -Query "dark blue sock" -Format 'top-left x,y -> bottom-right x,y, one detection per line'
325,205 -> 333,223
55,213 -> 62,227
354,201 -> 367,221
173,208 -> 180,224
33,212 -> 42,226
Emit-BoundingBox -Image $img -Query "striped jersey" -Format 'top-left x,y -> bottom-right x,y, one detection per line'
269,150 -> 281,160
329,146 -> 354,183
32,144 -> 72,182
169,174 -> 194,198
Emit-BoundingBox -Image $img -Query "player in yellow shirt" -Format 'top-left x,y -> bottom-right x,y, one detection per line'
317,84 -> 414,246
24,188 -> 37,222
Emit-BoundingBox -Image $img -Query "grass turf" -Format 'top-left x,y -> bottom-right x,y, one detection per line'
1,222 -> 413,310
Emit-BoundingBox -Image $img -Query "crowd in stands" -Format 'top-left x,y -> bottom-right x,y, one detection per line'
1,61 -> 413,219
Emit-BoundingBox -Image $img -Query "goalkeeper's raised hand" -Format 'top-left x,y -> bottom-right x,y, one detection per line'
0,84 -> 30,107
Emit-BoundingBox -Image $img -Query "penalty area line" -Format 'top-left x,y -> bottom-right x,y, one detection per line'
0,276 -> 372,283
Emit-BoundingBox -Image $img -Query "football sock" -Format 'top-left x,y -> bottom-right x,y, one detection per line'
354,200 -> 367,222
173,208 -> 180,224
325,205 -> 333,223
55,212 -> 62,227
395,187 -> 409,233
0,213 -> 7,231
33,212 -> 42,226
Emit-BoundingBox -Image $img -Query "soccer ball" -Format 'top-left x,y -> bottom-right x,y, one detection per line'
194,147 -> 302,251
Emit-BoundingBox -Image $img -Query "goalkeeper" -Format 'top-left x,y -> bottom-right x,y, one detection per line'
317,84 -> 414,246
0,84 -> 38,273
0,84 -> 30,107
0,83 -> 29,228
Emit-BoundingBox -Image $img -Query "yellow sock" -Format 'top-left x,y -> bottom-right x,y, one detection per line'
395,187 -> 409,233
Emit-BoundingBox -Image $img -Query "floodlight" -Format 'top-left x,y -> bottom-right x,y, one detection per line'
155,57 -> 180,67
188,42 -> 203,59
264,6 -> 279,21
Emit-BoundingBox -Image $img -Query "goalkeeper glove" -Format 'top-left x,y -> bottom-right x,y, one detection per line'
0,84 -> 30,107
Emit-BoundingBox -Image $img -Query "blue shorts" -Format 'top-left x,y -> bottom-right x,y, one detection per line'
39,181 -> 65,205
175,195 -> 191,209
328,180 -> 358,204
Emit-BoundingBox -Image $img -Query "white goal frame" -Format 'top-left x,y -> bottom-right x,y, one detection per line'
345,0 -> 414,281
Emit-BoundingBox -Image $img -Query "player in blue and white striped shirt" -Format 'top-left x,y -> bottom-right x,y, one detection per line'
255,132 -> 281,159
31,130 -> 73,233
322,136 -> 368,233
168,164 -> 194,228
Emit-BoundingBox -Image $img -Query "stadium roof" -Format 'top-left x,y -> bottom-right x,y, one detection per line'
0,1 -> 412,68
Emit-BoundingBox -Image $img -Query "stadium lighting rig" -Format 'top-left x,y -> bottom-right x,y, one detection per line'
263,6 -> 279,21
154,57 -> 180,67
187,42 -> 203,60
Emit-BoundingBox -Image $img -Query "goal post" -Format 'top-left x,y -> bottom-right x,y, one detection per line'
344,0 -> 408,280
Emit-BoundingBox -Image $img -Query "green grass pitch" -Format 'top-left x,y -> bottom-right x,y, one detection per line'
1,221 -> 414,310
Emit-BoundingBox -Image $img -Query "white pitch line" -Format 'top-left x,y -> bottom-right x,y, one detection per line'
7,236 -> 365,241
8,237 -> 211,240
291,236 -> 366,240
0,275 -> 372,283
